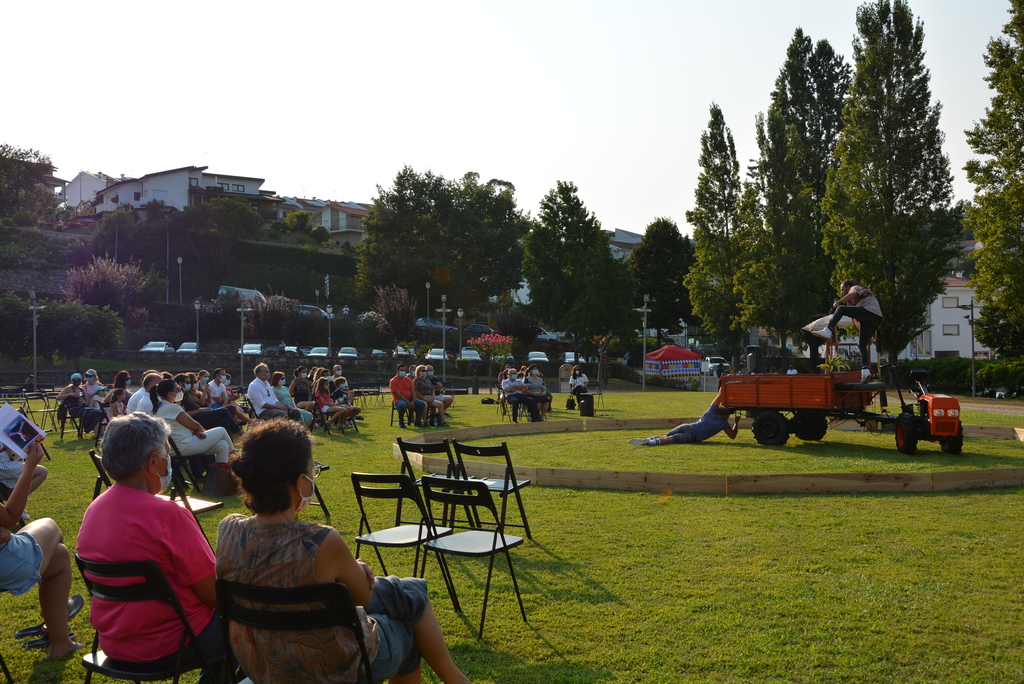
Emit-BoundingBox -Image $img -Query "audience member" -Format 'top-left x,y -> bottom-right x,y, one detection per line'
55,373 -> 104,435
288,366 -> 316,414
151,379 -> 235,464
128,372 -> 163,413
77,413 -> 227,682
414,365 -> 447,427
176,374 -> 241,437
272,372 -> 313,428
217,419 -> 471,684
569,365 -> 589,399
502,369 -> 539,423
390,363 -> 426,429
330,376 -> 361,423
425,365 -> 453,415
523,364 -> 550,420
314,377 -> 349,427
247,364 -> 302,421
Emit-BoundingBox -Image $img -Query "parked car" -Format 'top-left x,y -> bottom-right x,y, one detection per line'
370,349 -> 390,359
176,342 -> 202,353
357,311 -> 378,323
338,346 -> 359,359
459,349 -> 481,361
299,346 -> 313,356
462,323 -> 494,335
296,304 -> 333,319
140,341 -> 175,353
393,346 -> 415,359
703,356 -> 730,374
416,317 -> 457,332
266,345 -> 299,356
527,351 -> 550,363
425,348 -> 446,361
240,343 -> 264,355
535,328 -> 558,341
307,347 -> 330,357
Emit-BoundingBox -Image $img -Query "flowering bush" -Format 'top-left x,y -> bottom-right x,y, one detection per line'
468,333 -> 515,361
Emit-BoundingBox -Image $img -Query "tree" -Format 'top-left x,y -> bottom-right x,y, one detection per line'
356,168 -> 531,313
770,29 -> 851,313
965,0 -> 1024,357
0,291 -> 32,361
734,109 -> 821,357
0,144 -> 55,218
285,210 -> 312,235
522,181 -> 636,343
494,306 -> 539,348
373,284 -> 418,343
100,206 -> 138,263
823,0 -> 962,363
37,301 -> 124,370
171,197 -> 262,262
627,218 -> 696,344
311,225 -> 330,245
684,104 -> 745,357
63,256 -> 158,328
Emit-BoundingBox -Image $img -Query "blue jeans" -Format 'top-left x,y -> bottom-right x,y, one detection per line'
394,399 -> 426,425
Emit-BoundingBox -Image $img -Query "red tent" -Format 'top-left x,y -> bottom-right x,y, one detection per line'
644,345 -> 701,377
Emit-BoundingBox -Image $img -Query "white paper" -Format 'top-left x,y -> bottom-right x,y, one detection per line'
0,403 -> 46,460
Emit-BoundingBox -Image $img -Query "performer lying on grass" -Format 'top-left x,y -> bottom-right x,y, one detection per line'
629,389 -> 740,446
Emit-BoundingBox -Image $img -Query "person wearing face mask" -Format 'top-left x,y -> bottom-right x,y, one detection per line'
413,365 -> 447,427
425,365 -> 454,416
329,375 -> 362,424
127,372 -> 163,413
288,366 -> 316,414
82,368 -> 104,404
77,413 -> 229,683
112,370 -> 134,400
502,369 -> 540,423
217,419 -> 471,684
206,368 -> 250,426
390,363 -> 426,429
522,364 -> 551,421
174,374 -> 241,437
247,364 -> 302,422
55,373 -> 105,435
151,379 -> 235,464
271,371 -> 313,429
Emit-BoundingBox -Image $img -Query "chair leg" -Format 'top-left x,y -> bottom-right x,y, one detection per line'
504,548 -> 527,622
479,553 -> 498,638
0,650 -> 13,684
512,489 -> 532,540
312,482 -> 331,522
433,552 -> 461,613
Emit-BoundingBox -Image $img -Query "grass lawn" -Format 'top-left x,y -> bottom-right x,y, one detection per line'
3,391 -> 1023,683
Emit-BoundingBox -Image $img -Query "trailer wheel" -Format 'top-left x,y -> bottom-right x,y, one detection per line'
940,424 -> 964,455
895,416 -> 918,455
792,410 -> 828,441
752,411 -> 790,446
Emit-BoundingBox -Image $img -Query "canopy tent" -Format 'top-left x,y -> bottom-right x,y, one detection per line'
644,345 -> 702,377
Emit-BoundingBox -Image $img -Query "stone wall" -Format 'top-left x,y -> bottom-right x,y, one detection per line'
0,269 -> 67,297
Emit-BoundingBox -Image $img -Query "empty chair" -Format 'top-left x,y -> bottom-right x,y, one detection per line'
420,476 -> 528,638
350,472 -> 451,577
451,440 -> 533,540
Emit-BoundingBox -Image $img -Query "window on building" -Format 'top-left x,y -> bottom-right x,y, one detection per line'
935,350 -> 960,358
189,177 -> 199,187
111,194 -> 119,204
134,192 -> 141,201
218,183 -> 229,190
942,324 -> 959,336
96,193 -> 103,204
232,184 -> 245,192
942,296 -> 959,308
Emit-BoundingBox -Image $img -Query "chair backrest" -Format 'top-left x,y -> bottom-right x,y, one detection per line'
75,556 -> 214,676
350,472 -> 433,532
216,579 -> 374,684
396,437 -> 456,480
420,475 -> 504,532
451,439 -> 516,484
88,449 -> 112,499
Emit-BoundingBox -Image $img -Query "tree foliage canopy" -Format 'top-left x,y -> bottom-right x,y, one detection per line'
965,0 -> 1024,357
627,217 -> 696,344
822,0 -> 961,362
357,168 -> 530,315
0,143 -> 56,219
522,181 -> 636,342
63,256 -> 159,328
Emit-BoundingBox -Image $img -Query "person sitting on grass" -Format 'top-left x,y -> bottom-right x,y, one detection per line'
629,389 -> 741,446
0,439 -> 84,660
216,418 -> 472,684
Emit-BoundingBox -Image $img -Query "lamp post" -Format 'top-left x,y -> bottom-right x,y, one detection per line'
457,308 -> 464,358
436,295 -> 451,380
315,289 -> 320,308
237,305 -> 252,385
425,281 -> 431,319
193,299 -> 201,346
165,225 -> 170,304
958,299 -> 976,397
176,256 -> 183,305
633,294 -> 651,392
29,291 -> 43,392
326,304 -> 333,357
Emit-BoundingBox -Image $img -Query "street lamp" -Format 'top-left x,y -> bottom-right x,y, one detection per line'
176,256 -> 183,305
457,308 -> 464,359
315,289 -> 320,308
425,281 -> 431,319
958,299 -> 976,397
326,304 -> 334,357
29,291 -> 43,392
193,299 -> 201,346
436,295 -> 451,380
237,305 -> 252,386
165,225 -> 170,304
633,294 -> 651,392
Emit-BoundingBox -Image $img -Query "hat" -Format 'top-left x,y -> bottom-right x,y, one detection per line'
70,373 -> 83,381
85,368 -> 98,378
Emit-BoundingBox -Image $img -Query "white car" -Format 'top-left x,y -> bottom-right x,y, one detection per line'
425,348 -> 446,360
563,352 -> 577,364
307,347 -> 329,357
527,351 -> 549,363
459,349 -> 481,361
140,341 -> 175,353
338,347 -> 358,359
177,342 -> 201,353
535,328 -> 558,341
241,343 -> 263,355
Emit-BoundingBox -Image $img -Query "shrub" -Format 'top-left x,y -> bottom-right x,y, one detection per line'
10,209 -> 35,227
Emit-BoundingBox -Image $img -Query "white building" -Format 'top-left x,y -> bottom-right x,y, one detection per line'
61,171 -> 123,213
278,197 -> 370,247
908,276 -> 990,360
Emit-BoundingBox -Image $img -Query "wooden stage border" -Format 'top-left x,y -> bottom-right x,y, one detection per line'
392,417 -> 1024,495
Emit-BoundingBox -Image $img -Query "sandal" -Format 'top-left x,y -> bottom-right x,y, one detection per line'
15,595 -> 84,640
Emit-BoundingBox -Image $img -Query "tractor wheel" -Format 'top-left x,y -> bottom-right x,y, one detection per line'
940,424 -> 964,455
792,410 -> 829,441
895,415 -> 918,455
752,411 -> 790,446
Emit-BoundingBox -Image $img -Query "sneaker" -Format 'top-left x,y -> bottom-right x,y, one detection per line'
628,438 -> 647,446
398,422 -> 407,429
646,437 -> 660,446
861,368 -> 871,382
810,326 -> 833,339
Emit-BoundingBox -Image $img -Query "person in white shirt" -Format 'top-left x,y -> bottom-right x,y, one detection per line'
247,364 -> 301,421
128,372 -> 163,414
502,369 -> 539,423
787,366 -> 798,375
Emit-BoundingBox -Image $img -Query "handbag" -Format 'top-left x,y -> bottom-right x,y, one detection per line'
204,463 -> 238,496
566,397 -> 576,410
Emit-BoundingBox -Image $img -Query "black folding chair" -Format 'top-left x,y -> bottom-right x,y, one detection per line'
451,440 -> 533,540
397,437 -> 479,529
215,579 -> 374,684
421,476 -> 528,638
0,650 -> 11,684
88,449 -> 112,500
57,399 -> 82,440
75,557 -> 220,684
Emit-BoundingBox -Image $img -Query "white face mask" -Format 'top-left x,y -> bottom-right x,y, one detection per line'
295,473 -> 316,514
175,391 -> 184,402
158,454 -> 172,492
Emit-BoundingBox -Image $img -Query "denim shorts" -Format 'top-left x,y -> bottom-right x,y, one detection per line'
0,531 -> 43,595
366,576 -> 428,680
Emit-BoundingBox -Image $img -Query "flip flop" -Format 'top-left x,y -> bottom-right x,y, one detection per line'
14,595 -> 84,639
22,633 -> 76,650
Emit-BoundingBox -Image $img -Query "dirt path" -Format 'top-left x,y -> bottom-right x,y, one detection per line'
958,401 -> 1024,417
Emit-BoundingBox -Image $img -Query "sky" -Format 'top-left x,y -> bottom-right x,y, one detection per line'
2,0 -> 1013,235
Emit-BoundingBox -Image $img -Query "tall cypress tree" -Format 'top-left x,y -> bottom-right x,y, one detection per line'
965,0 -> 1024,356
823,0 -> 961,363
628,217 -> 696,345
684,103 -> 745,357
